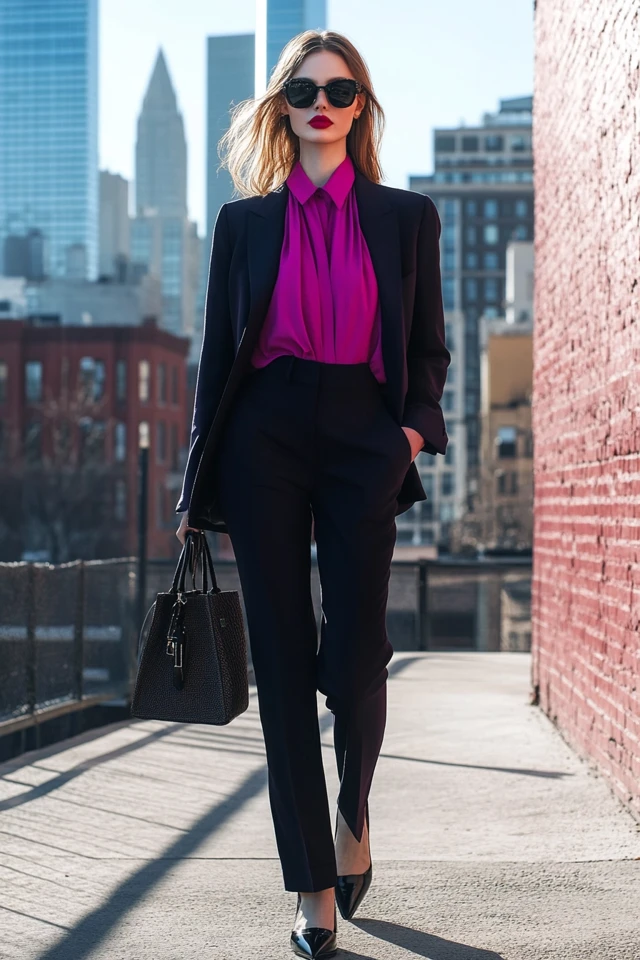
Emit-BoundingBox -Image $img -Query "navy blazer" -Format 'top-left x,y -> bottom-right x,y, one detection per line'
176,166 -> 451,534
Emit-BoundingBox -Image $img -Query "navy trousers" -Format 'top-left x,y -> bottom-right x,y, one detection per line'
212,354 -> 411,892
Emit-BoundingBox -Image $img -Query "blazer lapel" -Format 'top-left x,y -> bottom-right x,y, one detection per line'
244,185 -> 289,357
354,169 -> 407,417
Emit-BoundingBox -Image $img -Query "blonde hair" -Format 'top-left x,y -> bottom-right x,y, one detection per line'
218,30 -> 385,197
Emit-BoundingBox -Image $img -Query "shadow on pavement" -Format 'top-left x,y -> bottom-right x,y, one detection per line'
349,917 -> 506,959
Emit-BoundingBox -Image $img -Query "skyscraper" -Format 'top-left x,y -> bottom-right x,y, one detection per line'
99,171 -> 130,279
132,50 -> 198,339
191,33 -> 255,364
255,0 -> 327,95
0,0 -> 99,279
135,49 -> 187,218
410,95 -> 534,547
207,34 -> 255,244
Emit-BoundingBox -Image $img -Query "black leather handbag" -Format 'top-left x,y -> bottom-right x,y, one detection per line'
130,530 -> 249,724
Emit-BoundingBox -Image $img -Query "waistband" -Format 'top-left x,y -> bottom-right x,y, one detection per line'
250,354 -> 378,386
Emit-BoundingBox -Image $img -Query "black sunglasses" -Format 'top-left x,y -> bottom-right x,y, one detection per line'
282,77 -> 363,109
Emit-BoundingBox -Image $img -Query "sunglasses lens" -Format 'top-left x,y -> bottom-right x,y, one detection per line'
326,80 -> 358,107
285,80 -> 316,108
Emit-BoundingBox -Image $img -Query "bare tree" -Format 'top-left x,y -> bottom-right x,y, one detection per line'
0,366 -> 129,562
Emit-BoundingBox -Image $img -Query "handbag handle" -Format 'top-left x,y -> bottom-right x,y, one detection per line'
170,533 -> 194,594
170,530 -> 220,595
190,530 -> 220,593
200,532 -> 220,593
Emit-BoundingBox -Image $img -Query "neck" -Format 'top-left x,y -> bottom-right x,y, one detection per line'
298,140 -> 348,187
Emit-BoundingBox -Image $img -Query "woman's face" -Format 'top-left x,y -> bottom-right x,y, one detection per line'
280,49 -> 366,147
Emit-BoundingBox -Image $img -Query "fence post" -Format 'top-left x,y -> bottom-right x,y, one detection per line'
418,560 -> 430,651
25,562 -> 36,716
73,560 -> 85,701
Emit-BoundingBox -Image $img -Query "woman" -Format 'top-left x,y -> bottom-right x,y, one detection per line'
176,29 -> 450,959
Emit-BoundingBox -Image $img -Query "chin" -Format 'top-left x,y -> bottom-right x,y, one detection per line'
299,127 -> 344,143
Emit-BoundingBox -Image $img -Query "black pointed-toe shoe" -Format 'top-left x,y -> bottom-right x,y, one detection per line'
335,801 -> 373,922
290,892 -> 338,958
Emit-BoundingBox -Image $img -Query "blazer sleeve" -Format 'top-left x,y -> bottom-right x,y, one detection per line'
401,194 -> 452,456
175,203 -> 235,514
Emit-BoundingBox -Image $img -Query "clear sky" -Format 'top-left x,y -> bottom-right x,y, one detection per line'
99,0 -> 534,232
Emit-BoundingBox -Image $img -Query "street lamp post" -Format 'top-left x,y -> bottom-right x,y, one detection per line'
135,422 -> 150,665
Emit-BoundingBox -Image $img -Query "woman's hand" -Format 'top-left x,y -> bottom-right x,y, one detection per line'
176,511 -> 203,546
401,426 -> 424,463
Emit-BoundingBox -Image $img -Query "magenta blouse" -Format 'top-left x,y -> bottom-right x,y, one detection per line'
250,153 -> 386,384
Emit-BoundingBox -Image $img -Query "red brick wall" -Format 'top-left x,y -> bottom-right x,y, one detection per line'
532,1 -> 640,819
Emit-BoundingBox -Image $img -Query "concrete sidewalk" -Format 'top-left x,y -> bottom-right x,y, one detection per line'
0,652 -> 639,959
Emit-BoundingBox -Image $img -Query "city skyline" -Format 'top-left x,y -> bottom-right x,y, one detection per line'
100,0 -> 534,233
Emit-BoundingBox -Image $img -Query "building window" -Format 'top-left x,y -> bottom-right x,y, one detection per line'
497,426 -> 517,458
25,361 -> 42,402
484,252 -> 499,269
465,199 -> 478,216
514,224 -> 528,240
443,223 -> 455,252
442,277 -> 455,310
114,479 -> 127,521
138,360 -> 150,402
79,419 -> 106,464
465,278 -> 478,302
515,199 -> 528,218
484,224 -> 499,245
484,199 -> 498,220
465,252 -> 478,269
0,361 -> 7,402
139,420 -> 150,449
461,135 -> 479,152
116,359 -> 127,401
466,225 -> 477,246
52,420 -> 71,461
441,472 -> 454,496
444,442 -> 455,466
158,362 -> 167,403
442,389 -> 455,412
61,356 -> 69,393
511,135 -> 528,152
484,278 -> 499,302
484,307 -> 499,318
444,251 -> 456,271
114,422 -> 126,462
444,322 -> 455,351
157,421 -> 166,463
442,198 -> 456,223
171,366 -> 178,404
170,422 -> 179,470
24,421 -> 42,461
79,357 -> 106,402
485,134 -> 504,152
435,135 -> 456,152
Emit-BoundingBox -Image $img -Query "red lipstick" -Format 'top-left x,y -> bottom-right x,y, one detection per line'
309,116 -> 333,129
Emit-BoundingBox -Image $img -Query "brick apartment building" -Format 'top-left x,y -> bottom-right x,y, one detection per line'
533,0 -> 640,820
0,316 -> 191,561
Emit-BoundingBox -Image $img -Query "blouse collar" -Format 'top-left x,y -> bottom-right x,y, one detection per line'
286,153 -> 355,209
